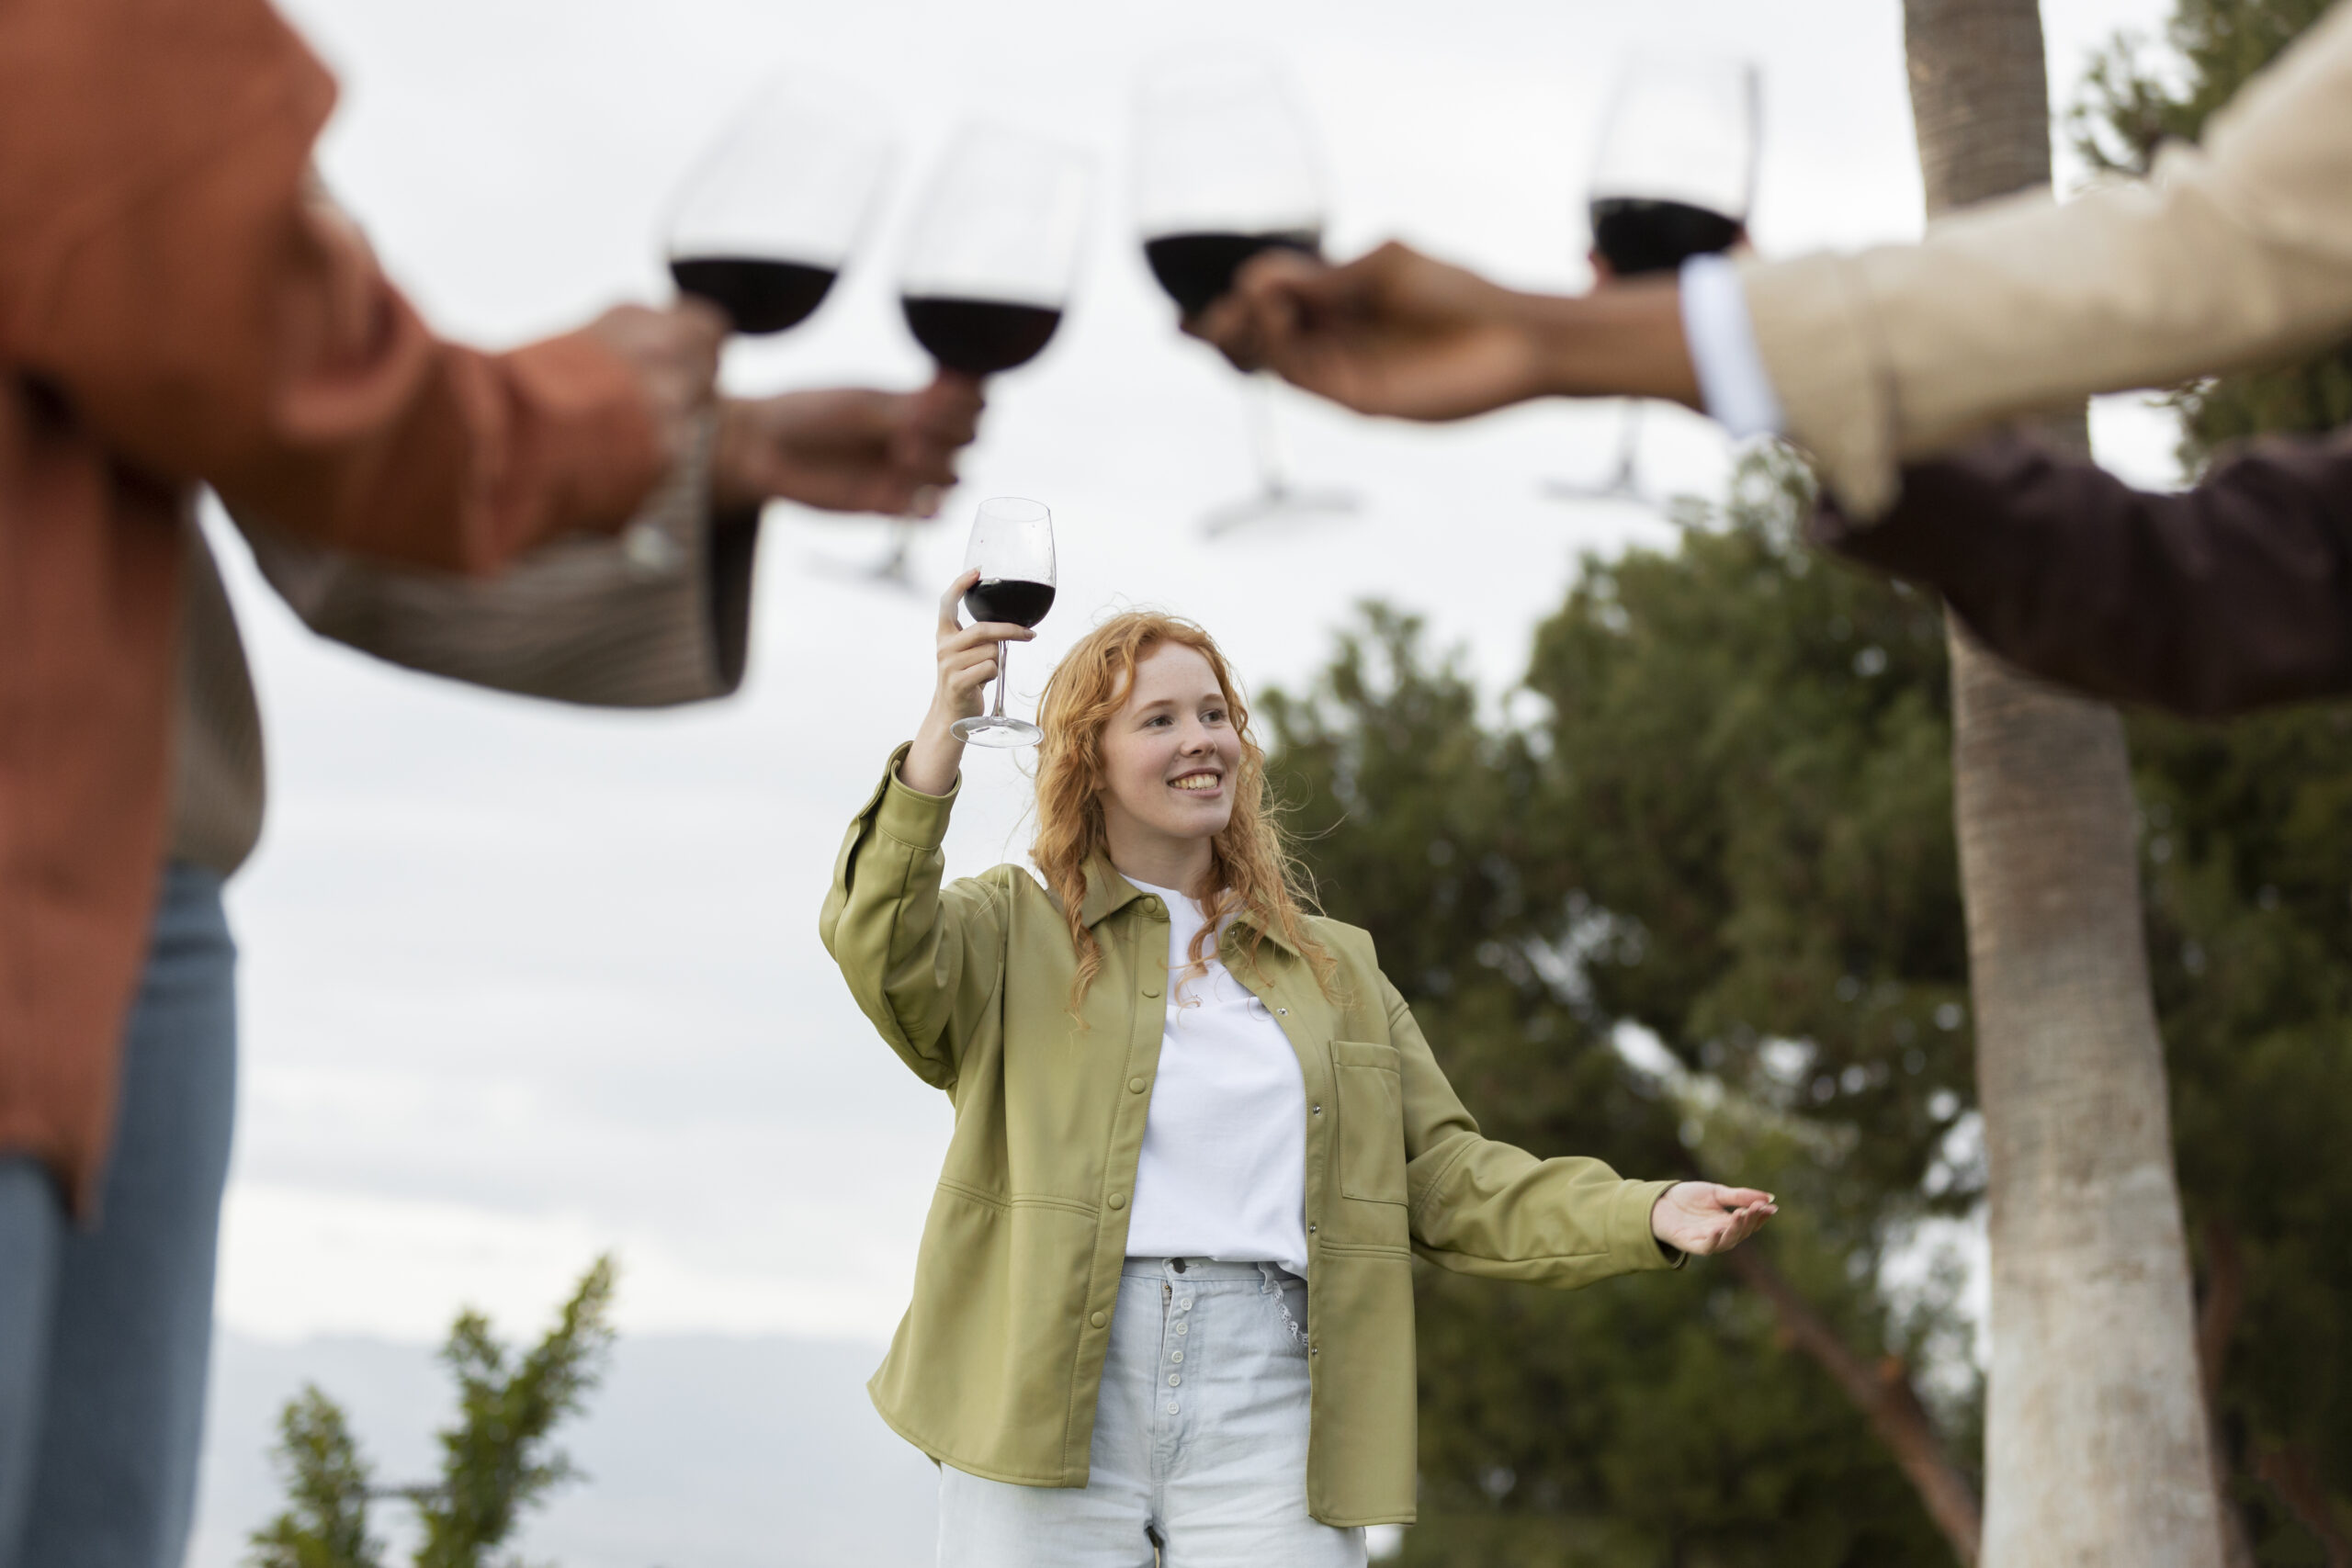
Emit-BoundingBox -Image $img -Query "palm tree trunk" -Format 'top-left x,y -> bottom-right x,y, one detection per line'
1901,2 -> 2225,1562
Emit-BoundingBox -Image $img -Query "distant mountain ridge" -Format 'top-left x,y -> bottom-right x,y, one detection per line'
192,1330 -> 939,1568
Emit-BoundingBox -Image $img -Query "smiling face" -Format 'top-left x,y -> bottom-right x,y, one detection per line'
1095,641 -> 1245,888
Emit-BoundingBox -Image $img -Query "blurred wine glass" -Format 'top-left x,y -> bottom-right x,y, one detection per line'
865,124 -> 1090,585
1135,55 -> 1358,536
664,71 -> 895,334
1547,51 -> 1758,508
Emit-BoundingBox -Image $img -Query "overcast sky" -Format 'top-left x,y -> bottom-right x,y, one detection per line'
212,0 -> 2183,1350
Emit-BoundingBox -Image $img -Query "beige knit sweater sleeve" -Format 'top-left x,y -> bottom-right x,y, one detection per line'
1740,0 -> 2352,517
170,415 -> 760,875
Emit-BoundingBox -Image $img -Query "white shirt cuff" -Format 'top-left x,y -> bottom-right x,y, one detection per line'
1678,253 -> 1785,440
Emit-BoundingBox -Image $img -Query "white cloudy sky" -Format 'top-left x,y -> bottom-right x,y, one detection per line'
213,0 -> 2183,1348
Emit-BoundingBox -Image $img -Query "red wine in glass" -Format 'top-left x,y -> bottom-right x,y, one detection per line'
953,496 -> 1056,748
1588,197 -> 1742,277
669,256 -> 839,334
962,577 -> 1056,627
900,297 -> 1064,376
1142,229 -> 1321,316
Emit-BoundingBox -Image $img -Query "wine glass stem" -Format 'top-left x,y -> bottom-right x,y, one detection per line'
992,637 -> 1012,722
1248,374 -> 1289,502
1613,400 -> 1645,488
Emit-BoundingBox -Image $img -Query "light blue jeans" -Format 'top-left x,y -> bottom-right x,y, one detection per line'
938,1258 -> 1367,1568
0,863 -> 237,1568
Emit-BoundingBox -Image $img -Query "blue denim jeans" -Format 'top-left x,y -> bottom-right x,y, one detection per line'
0,863 -> 237,1568
938,1258 -> 1368,1568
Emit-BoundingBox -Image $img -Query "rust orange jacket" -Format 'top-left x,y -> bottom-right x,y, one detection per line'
0,0 -> 666,1214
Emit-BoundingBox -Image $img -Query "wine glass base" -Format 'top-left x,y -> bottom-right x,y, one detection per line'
952,715 -> 1043,748
1540,473 -> 1657,509
1201,484 -> 1361,538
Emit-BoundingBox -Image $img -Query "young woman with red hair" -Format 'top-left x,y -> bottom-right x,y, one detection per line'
821,573 -> 1775,1567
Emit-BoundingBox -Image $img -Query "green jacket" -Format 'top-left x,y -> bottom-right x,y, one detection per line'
820,749 -> 1682,1527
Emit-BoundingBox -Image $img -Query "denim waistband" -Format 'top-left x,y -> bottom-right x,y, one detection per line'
1121,1256 -> 1297,1284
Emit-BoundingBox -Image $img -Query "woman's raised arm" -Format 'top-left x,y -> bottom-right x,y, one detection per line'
819,573 -> 1039,1090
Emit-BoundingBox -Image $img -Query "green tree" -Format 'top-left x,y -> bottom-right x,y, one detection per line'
246,1257 -> 617,1568
248,1388 -> 383,1568
2128,707 -> 2352,1559
1264,454 -> 1978,1567
1268,436 -> 2352,1562
414,1257 -> 617,1568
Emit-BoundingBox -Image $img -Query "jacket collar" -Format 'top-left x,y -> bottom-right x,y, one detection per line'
1075,855 -> 1301,956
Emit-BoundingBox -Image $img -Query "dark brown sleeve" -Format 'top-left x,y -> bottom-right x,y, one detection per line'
0,0 -> 665,574
1809,429 -> 2352,718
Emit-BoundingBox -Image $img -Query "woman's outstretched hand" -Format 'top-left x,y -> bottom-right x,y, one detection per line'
1650,1182 -> 1777,1257
899,570 -> 1035,797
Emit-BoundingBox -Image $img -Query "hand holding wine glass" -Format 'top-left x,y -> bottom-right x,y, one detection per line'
710,376 -> 985,516
902,566 -> 1039,795
901,497 -> 1057,789
1552,50 -> 1758,502
1191,242 -> 1590,421
948,497 -> 1057,749
1136,55 -> 1354,533
855,129 -> 1085,583
579,301 -> 728,474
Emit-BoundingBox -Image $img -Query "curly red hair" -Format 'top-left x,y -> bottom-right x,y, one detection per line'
1033,612 -> 1334,1013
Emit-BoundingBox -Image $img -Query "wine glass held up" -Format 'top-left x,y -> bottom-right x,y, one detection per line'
1547,51 -> 1758,507
899,125 -> 1091,378
951,497 -> 1057,750
1134,55 -> 1357,536
664,72 -> 895,335
857,127 -> 1087,586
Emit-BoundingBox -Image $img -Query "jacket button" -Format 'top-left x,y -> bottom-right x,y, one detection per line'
1091,1311 -> 1106,1328
1143,985 -> 1161,998
1108,1193 -> 1126,1210
1128,1077 -> 1148,1093
1312,1104 -> 1322,1115
1144,898 -> 1164,918
1308,1223 -> 1317,1234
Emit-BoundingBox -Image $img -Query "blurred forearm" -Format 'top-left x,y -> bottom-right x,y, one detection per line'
240,412 -> 759,707
1813,428 -> 2352,718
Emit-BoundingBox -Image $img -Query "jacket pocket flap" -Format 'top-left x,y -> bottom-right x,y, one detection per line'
1332,1039 -> 1401,1072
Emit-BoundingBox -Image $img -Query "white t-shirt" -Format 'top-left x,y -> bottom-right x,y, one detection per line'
1120,875 -> 1311,1276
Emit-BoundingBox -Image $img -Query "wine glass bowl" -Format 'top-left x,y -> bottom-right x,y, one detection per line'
952,497 -> 1057,750
1549,51 -> 1758,505
1132,55 -> 1356,535
1587,51 -> 1759,261
1134,57 -> 1326,318
899,126 -> 1091,377
665,72 -> 895,334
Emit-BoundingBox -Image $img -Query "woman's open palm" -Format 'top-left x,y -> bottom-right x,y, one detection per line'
1650,1182 -> 1777,1257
